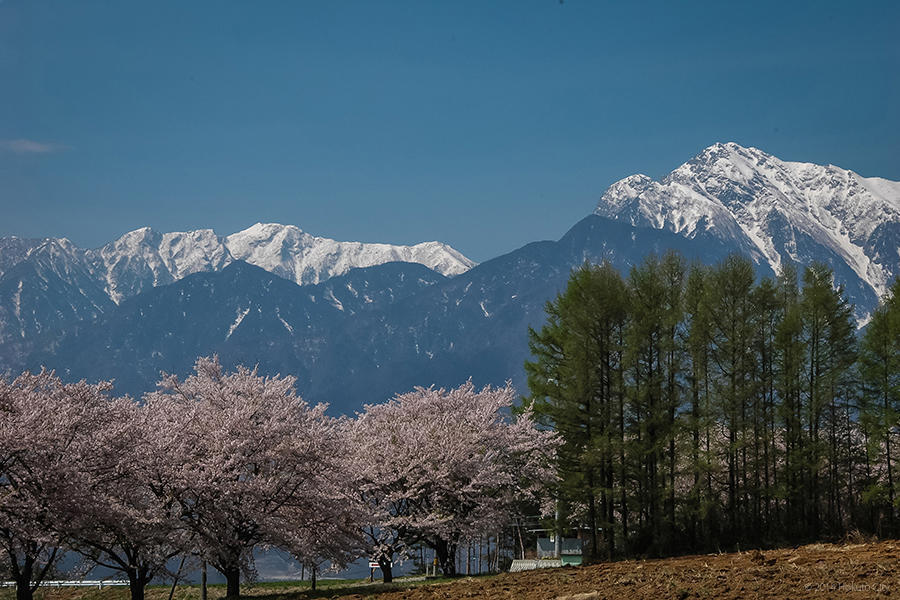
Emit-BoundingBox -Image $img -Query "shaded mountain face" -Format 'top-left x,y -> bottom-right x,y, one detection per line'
27,261 -> 448,406
596,142 -> 900,320
0,239 -> 113,367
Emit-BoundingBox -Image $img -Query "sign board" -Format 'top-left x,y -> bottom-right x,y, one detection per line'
368,561 -> 392,569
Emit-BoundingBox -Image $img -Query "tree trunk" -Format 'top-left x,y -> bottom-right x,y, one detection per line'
379,558 -> 393,583
478,536 -> 483,574
618,363 -> 628,548
16,582 -> 33,600
885,390 -> 895,535
433,539 -> 458,577
14,555 -> 34,600
224,566 -> 241,600
125,568 -> 149,600
130,580 -> 148,600
167,556 -> 186,600
586,470 -> 599,561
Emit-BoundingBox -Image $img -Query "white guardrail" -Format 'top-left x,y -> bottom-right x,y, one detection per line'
0,580 -> 130,588
508,559 -> 563,572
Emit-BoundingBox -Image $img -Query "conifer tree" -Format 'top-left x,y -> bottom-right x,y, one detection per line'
750,277 -> 780,538
859,278 -> 900,535
798,264 -> 857,537
659,252 -> 686,549
623,256 -> 667,553
525,252 -> 899,556
683,264 -> 717,545
704,254 -> 756,543
775,264 -> 806,537
525,262 -> 628,559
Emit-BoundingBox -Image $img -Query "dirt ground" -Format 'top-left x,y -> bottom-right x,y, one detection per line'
7,541 -> 897,600
333,540 -> 899,599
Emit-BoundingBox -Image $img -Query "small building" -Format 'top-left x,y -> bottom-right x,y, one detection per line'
537,536 -> 583,566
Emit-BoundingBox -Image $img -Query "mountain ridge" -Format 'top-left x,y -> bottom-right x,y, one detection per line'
0,223 -> 475,305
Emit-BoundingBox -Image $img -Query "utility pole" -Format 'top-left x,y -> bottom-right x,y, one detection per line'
516,517 -> 526,560
555,506 -> 562,558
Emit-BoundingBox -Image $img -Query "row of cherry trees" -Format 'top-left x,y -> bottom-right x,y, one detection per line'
0,357 -> 558,600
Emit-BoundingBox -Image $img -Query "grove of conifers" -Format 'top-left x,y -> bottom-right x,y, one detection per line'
0,359 -> 557,600
525,252 -> 900,560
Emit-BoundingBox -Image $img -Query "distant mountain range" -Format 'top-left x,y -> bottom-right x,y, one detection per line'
0,224 -> 473,359
0,222 -> 474,304
2,143 -> 897,413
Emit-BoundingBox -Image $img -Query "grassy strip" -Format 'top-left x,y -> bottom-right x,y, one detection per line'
0,575 -> 466,600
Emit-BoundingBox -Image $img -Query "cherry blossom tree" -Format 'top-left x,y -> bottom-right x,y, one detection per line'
0,370 -> 118,600
64,398 -> 187,600
349,381 -> 558,579
143,356 -> 362,600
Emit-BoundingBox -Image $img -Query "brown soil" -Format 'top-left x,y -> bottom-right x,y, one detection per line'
333,540 -> 899,599
7,541 -> 897,600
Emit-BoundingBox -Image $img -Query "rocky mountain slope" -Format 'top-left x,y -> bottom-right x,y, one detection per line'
596,142 -> 900,320
0,238 -> 112,346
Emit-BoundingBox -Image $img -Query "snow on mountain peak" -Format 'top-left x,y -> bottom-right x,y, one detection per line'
22,237 -> 86,282
157,229 -> 232,278
86,227 -> 233,303
0,223 -> 476,305
596,143 -> 900,315
224,222 -> 475,286
0,237 -> 51,278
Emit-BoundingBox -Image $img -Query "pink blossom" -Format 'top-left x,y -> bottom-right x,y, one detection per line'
349,380 -> 558,578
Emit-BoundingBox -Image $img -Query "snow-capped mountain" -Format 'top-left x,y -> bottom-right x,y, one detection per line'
0,223 -> 474,361
596,142 -> 900,319
0,238 -> 112,346
0,224 -> 475,305
86,227 -> 233,303
0,237 -> 52,278
223,223 -> 475,286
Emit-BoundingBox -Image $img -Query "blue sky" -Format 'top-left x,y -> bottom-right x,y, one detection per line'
2,0 -> 898,261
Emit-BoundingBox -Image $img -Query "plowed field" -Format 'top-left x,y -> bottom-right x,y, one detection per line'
334,541 -> 898,599
7,541 -> 897,600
